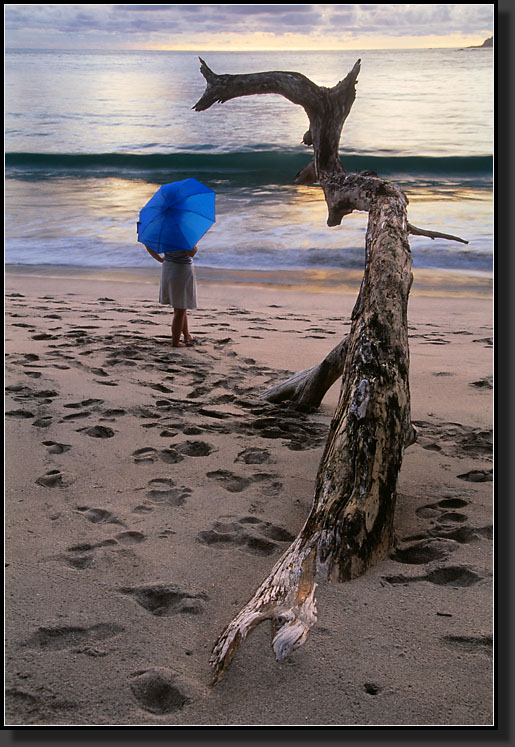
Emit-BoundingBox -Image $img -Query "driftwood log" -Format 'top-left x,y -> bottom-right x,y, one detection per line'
193,58 -> 466,684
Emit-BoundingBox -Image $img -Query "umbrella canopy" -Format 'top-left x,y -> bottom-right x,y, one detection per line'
137,178 -> 215,253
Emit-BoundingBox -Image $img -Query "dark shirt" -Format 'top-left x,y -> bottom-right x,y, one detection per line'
163,251 -> 193,264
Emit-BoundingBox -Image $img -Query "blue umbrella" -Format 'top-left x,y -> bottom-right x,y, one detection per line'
137,178 -> 215,253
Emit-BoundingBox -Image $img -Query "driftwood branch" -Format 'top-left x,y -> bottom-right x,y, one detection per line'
211,536 -> 318,684
194,58 -> 322,113
195,57 -> 360,180
262,336 -> 349,407
194,58 -> 464,684
407,222 -> 469,244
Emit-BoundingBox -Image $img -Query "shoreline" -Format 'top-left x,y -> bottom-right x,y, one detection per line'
5,263 -> 493,298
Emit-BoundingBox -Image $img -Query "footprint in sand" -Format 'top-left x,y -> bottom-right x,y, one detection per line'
145,383 -> 175,394
432,525 -> 492,544
129,668 -> 196,715
145,478 -> 191,507
42,440 -> 71,454
206,470 -> 251,493
35,470 -> 64,488
132,504 -> 155,515
5,382 -> 33,394
62,410 -> 93,422
118,583 -> 208,616
75,506 -> 124,525
390,538 -> 456,565
457,469 -> 493,482
132,407 -> 159,420
154,400 -> 183,416
437,511 -> 469,524
440,635 -> 493,655
235,447 -> 274,465
133,447 -> 159,464
63,398 -> 104,410
436,498 -> 469,509
31,333 -> 58,341
102,408 -> 127,420
6,409 -> 35,419
115,530 -> 146,544
197,406 -> 234,420
414,421 -> 492,459
60,553 -> 96,570
59,538 -> 118,570
408,496 -> 491,546
248,473 -> 283,496
132,447 -> 184,465
175,440 -> 216,457
187,386 -> 211,399
242,411 -> 328,451
80,425 -> 115,439
20,623 -> 125,652
206,469 -> 283,496
470,377 -> 493,389
5,688 -> 60,724
382,565 -> 489,588
197,514 -> 295,556
90,366 -> 110,378
416,496 -> 469,515
32,416 -> 53,429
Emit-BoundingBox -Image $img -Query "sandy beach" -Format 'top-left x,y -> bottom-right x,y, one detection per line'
4,265 -> 494,726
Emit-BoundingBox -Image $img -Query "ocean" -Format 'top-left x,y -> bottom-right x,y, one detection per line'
5,48 -> 493,276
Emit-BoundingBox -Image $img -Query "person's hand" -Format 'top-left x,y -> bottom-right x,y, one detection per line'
145,246 -> 164,263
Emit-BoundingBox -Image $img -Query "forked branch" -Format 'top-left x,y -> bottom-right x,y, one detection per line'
194,57 -> 361,179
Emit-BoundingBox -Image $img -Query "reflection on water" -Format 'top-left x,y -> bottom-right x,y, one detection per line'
5,173 -> 492,274
5,48 -> 492,275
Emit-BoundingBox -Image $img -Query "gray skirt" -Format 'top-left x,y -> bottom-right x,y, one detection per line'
159,261 -> 197,309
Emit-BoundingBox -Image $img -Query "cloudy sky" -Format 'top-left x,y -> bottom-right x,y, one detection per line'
5,4 -> 494,51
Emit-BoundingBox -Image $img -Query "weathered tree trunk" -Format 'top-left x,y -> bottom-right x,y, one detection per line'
193,58 -> 465,684
209,185 -> 413,683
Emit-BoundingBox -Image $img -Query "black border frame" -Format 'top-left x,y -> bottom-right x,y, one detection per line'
4,2 -> 512,743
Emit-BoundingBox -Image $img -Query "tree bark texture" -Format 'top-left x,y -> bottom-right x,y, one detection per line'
209,186 -> 413,683
193,59 -> 453,685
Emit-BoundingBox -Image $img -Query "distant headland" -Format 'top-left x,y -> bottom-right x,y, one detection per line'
466,36 -> 493,48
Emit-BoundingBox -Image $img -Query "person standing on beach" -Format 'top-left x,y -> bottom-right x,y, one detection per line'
145,244 -> 198,348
